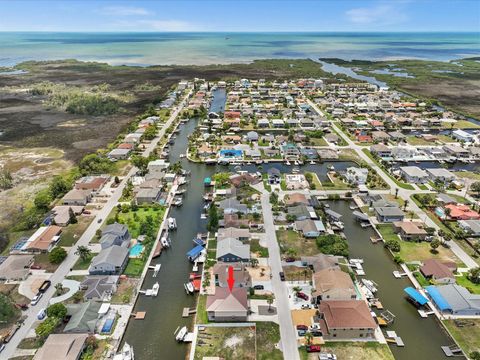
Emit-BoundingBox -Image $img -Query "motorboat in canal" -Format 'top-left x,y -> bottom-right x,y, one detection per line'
184,282 -> 194,294
175,189 -> 186,195
113,342 -> 135,360
172,197 -> 183,206
168,217 -> 177,230
175,326 -> 188,341
203,192 -> 214,202
161,235 -> 171,248
361,279 -> 378,294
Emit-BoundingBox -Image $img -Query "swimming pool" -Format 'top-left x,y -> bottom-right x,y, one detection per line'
129,243 -> 144,257
434,207 -> 446,219
101,318 -> 115,333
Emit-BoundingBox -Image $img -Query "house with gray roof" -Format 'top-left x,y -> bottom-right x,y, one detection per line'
80,275 -> 119,301
135,187 -> 161,205
375,206 -> 405,223
246,131 -> 259,141
100,223 -> 130,250
427,284 -> 480,316
295,219 -> 325,238
64,301 -> 102,333
288,205 -> 311,221
216,238 -> 250,263
458,220 -> 480,237
399,166 -> 429,184
426,168 -> 457,183
218,197 -> 248,215
89,245 -> 129,275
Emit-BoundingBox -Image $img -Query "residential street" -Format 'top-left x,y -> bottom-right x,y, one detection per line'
256,183 -> 300,360
2,89 -> 192,359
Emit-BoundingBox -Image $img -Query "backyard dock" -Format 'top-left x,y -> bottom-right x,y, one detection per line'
182,307 -> 197,318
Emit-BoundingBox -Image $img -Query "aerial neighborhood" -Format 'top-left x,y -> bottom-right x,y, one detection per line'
1,77 -> 479,360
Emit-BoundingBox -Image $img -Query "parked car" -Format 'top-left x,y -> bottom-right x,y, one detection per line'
0,343 -> 5,353
318,353 -> 337,360
97,218 -> 102,224
30,264 -> 41,270
253,285 -> 264,290
279,272 -> 285,281
284,257 -> 296,262
296,325 -> 308,331
297,329 -> 306,336
30,293 -> 43,306
311,330 -> 322,337
307,345 -> 322,353
83,210 -> 91,215
296,292 -> 309,301
37,309 -> 46,320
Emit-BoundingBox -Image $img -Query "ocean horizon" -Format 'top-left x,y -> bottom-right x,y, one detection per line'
0,31 -> 479,67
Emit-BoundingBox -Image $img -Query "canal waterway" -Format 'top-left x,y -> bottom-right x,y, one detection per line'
326,200 -> 462,360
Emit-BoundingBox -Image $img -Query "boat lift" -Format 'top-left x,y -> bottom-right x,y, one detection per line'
148,263 -> 161,278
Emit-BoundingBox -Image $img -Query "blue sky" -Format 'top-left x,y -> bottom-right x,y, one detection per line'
0,0 -> 478,32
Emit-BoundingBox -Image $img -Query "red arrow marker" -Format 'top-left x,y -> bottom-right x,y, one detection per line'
227,265 -> 235,292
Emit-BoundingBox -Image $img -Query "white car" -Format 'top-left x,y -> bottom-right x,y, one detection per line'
30,293 -> 43,306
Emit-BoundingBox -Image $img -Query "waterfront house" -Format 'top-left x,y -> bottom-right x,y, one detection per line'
33,333 -> 88,360
218,197 -> 248,215
344,167 -> 369,185
458,220 -> 480,237
371,130 -> 390,142
267,168 -> 281,184
393,221 -> 428,242
312,268 -> 356,303
257,118 -> 270,128
375,206 -> 405,223
212,262 -> 251,288
263,148 -> 281,158
426,284 -> 480,316
391,147 -> 416,160
88,245 -> 129,275
0,255 -> 34,281
282,143 -> 301,160
388,131 -> 406,142
246,131 -> 259,142
286,118 -> 299,127
100,223 -> 130,250
147,159 -> 170,172
135,188 -> 161,205
420,259 -> 456,284
284,193 -> 309,206
426,168 -> 457,183
301,254 -> 343,272
285,174 -> 309,190
80,275 -> 119,301
216,238 -> 250,263
272,119 -> 285,128
206,287 -> 248,322
64,301 -> 101,333
217,227 -> 251,242
288,205 -> 311,221
399,166 -> 429,184
62,189 -> 92,206
317,148 -> 339,160
443,144 -> 470,158
444,204 -> 480,220
317,300 -> 377,339
324,133 -> 339,144
452,129 -> 475,142
295,219 -> 325,238
219,213 -> 250,228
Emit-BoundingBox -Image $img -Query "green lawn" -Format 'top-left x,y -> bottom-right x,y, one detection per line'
318,342 -> 394,360
453,171 -> 480,181
443,319 -> 480,356
376,224 -> 398,241
418,183 -> 429,190
58,217 -> 93,247
72,254 -> 94,270
276,230 -> 318,257
309,138 -> 328,146
442,120 -> 480,129
195,294 -> 208,324
123,258 -> 145,277
256,322 -> 283,360
250,238 -> 269,257
106,206 -> 165,238
413,270 -> 431,287
399,239 -> 462,265
456,274 -> 480,294
406,136 -> 434,146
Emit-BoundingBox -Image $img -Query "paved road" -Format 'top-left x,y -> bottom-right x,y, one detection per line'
256,183 -> 300,360
307,99 -> 478,269
2,88 -> 192,359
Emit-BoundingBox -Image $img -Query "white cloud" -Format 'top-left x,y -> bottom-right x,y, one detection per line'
346,3 -> 408,26
100,6 -> 152,16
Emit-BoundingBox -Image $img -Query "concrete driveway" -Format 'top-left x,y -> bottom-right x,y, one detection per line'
18,272 -> 51,300
49,279 -> 80,305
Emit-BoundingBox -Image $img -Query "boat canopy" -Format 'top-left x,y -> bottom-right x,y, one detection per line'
426,285 -> 452,312
204,177 -> 211,184
352,210 -> 369,221
404,287 -> 428,306
187,245 -> 204,260
325,209 -> 342,220
193,238 -> 206,246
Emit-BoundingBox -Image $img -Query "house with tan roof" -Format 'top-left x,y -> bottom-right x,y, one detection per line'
33,333 -> 88,360
393,221 -> 428,242
212,262 -> 251,288
217,227 -> 251,242
62,189 -> 93,206
25,225 -> 62,253
318,300 -> 377,339
284,193 -> 309,206
206,287 -> 248,322
420,259 -> 456,284
312,268 -> 356,303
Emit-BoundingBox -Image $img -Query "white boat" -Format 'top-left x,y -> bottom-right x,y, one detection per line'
294,160 -> 299,165
361,279 -> 378,294
175,189 -> 186,195
161,236 -> 171,248
184,282 -> 194,294
179,154 -> 185,158
292,167 -> 300,173
350,258 -> 364,264
151,282 -> 160,296
286,160 -> 291,165
172,197 -> 183,206
329,165 -> 335,171
113,342 -> 135,360
310,160 -> 315,164
168,217 -> 177,230
175,326 -> 188,341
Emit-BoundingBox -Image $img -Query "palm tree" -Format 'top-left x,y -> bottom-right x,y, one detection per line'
267,294 -> 275,313
403,199 -> 409,211
304,332 -> 313,346
292,286 -> 302,294
75,245 -> 91,262
395,188 -> 399,199
250,258 -> 259,268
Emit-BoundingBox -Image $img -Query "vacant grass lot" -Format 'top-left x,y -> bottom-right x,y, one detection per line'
193,325 -> 256,360
443,319 -> 480,356
72,253 -> 94,270
276,230 -> 318,257
456,274 -> 480,294
256,322 -> 283,360
106,206 -> 165,238
58,216 -> 93,247
301,341 -> 394,360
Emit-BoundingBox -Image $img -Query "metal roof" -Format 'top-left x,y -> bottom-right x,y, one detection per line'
404,287 -> 428,306
426,285 -> 452,312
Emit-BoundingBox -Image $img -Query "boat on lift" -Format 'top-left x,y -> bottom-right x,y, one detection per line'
184,282 -> 194,294
113,342 -> 135,360
168,217 -> 177,230
172,197 -> 183,206
175,326 -> 188,341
